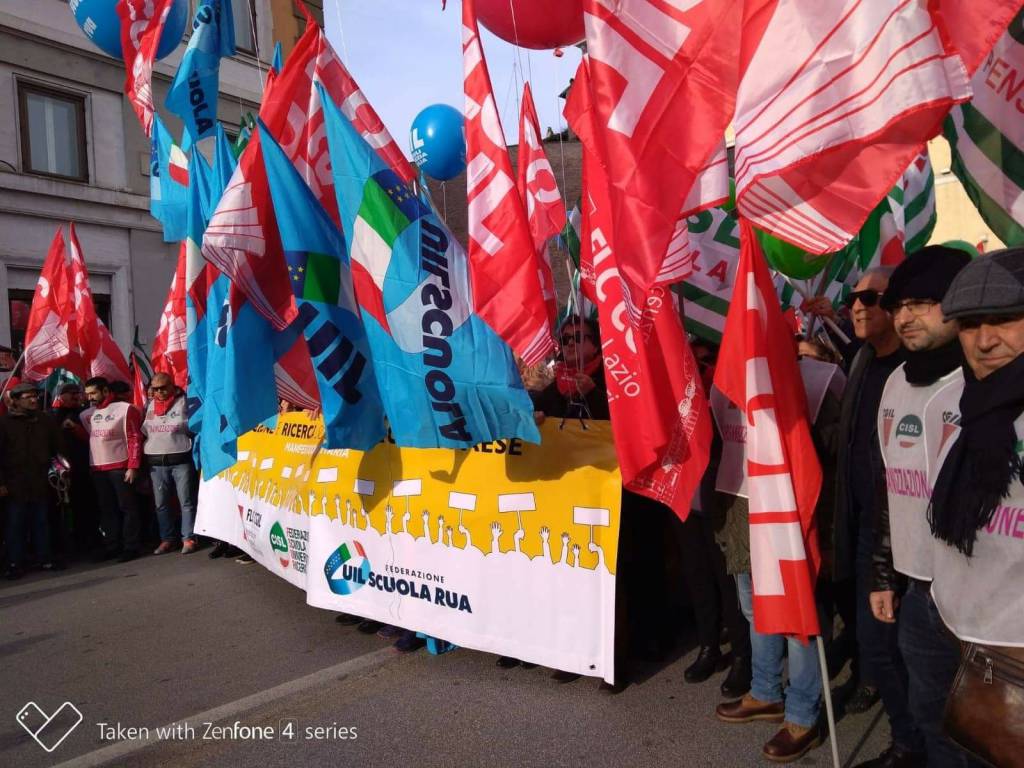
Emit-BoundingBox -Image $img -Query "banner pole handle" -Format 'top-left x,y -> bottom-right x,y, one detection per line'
780,274 -> 852,345
817,635 -> 841,768
0,348 -> 28,401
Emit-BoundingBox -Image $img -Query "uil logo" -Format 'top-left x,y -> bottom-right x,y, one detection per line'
269,522 -> 289,569
896,415 -> 924,449
323,540 -> 370,596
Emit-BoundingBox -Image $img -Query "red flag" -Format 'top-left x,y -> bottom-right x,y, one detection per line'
732,0 -> 1021,254
67,223 -> 131,383
579,0 -> 738,295
152,244 -> 188,388
566,59 -> 711,523
713,220 -> 821,638
22,228 -> 83,380
516,82 -> 565,326
463,0 -> 555,366
117,0 -> 173,137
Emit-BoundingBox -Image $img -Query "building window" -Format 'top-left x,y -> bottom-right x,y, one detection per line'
232,0 -> 257,55
17,82 -> 88,182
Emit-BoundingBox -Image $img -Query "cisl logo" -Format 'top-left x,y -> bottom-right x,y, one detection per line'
269,522 -> 289,569
896,415 -> 924,449
323,540 -> 370,596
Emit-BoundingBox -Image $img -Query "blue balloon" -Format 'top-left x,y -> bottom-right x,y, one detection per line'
410,105 -> 466,182
71,0 -> 188,61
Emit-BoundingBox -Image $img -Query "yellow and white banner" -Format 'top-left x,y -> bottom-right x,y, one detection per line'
196,415 -> 622,681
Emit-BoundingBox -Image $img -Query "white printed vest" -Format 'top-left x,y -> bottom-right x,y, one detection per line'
930,411 -> 1024,646
877,365 -> 963,581
81,401 -> 132,467
143,398 -> 192,456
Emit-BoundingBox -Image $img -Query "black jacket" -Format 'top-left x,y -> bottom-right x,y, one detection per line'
531,367 -> 610,421
0,409 -> 64,501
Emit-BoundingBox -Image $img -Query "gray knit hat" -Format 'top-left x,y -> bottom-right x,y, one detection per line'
9,381 -> 39,397
941,247 -> 1024,320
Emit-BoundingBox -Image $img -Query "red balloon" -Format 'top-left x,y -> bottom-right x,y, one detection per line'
476,0 -> 584,50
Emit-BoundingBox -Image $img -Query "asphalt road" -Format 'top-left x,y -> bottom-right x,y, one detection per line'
0,552 -> 889,768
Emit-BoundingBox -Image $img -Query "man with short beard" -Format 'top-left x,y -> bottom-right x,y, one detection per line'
866,246 -> 976,768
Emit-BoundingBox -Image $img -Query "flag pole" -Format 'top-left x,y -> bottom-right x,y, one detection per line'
816,635 -> 841,768
0,349 -> 27,401
779,274 -> 851,344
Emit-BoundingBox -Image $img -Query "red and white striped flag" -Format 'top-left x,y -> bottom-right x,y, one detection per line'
117,0 -> 174,137
22,228 -> 83,381
68,224 -> 131,383
517,82 -> 565,326
463,0 -> 555,365
713,220 -> 821,638
152,244 -> 188,388
733,0 -> 1021,255
566,58 -> 711,523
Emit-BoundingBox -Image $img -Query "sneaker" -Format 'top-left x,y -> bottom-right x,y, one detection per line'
844,684 -> 880,714
153,541 -> 177,556
376,624 -> 403,641
235,553 -> 255,564
393,631 -> 425,653
208,541 -> 230,559
181,539 -> 198,555
356,620 -> 384,634
335,613 -> 362,626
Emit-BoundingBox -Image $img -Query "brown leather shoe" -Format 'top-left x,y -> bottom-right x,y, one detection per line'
762,722 -> 823,763
715,693 -> 785,723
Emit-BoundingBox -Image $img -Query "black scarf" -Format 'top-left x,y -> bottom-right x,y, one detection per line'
929,353 -> 1024,556
904,340 -> 964,386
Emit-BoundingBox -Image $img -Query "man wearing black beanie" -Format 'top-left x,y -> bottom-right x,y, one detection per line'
860,245 -> 974,768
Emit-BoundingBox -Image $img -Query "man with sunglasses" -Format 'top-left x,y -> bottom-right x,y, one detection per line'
859,247 -> 973,768
831,268 -> 909,723
142,373 -> 198,555
0,382 -> 65,579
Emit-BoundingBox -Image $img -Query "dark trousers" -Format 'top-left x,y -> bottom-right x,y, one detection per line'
677,511 -> 751,660
4,499 -> 52,567
856,539 -> 922,752
93,470 -> 141,553
899,580 -> 979,767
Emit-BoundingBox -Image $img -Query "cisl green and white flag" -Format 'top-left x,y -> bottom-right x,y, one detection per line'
944,9 -> 1024,246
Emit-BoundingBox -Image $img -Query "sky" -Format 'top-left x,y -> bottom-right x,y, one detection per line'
323,0 -> 582,157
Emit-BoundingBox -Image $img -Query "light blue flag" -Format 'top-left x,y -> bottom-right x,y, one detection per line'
212,123 -> 236,196
258,120 -> 386,450
150,114 -> 189,242
271,41 -> 283,74
317,83 -> 540,448
166,0 -> 236,149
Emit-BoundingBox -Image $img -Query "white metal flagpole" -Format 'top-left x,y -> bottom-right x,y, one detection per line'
817,635 -> 841,768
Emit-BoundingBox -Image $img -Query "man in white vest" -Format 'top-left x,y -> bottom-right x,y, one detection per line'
81,377 -> 143,562
928,247 -> 1024,658
867,246 -> 973,768
143,373 -> 198,555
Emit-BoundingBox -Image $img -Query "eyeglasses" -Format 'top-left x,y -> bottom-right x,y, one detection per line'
843,289 -> 882,309
561,332 -> 593,345
891,299 -> 937,317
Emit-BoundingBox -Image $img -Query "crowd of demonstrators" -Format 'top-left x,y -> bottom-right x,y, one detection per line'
0,372 -> 205,577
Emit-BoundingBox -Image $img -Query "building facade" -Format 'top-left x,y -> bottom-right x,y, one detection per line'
0,0 -> 299,369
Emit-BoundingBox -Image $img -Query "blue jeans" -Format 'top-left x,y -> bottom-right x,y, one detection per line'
5,500 -> 52,567
899,580 -> 979,767
736,572 -> 821,727
150,462 -> 197,542
856,534 -> 923,752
